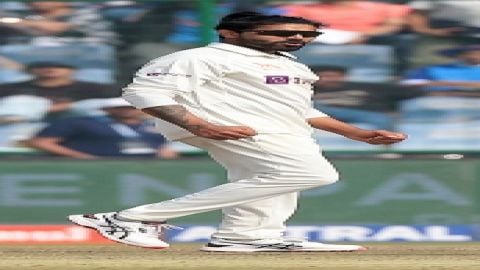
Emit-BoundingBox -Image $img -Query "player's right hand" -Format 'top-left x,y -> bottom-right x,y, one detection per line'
190,124 -> 257,140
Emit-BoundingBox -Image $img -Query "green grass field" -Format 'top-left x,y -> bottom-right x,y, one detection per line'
1,243 -> 480,270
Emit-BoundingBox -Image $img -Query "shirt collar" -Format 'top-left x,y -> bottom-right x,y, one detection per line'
207,42 -> 297,60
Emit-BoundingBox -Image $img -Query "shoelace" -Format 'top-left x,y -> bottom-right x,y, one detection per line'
104,214 -> 183,239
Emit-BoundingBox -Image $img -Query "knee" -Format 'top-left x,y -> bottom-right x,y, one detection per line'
280,168 -> 339,188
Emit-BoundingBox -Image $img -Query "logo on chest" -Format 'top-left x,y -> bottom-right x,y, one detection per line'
266,75 -> 289,84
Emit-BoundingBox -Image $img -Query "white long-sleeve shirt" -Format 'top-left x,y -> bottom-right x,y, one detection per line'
122,42 -> 328,140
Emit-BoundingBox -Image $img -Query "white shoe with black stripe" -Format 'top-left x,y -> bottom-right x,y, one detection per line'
68,212 -> 180,249
200,238 -> 367,252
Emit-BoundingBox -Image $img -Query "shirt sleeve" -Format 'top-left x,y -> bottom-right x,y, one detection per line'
306,106 -> 329,119
122,52 -> 219,109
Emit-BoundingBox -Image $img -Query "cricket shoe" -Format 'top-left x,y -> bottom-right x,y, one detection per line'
200,238 -> 367,252
68,212 -> 181,249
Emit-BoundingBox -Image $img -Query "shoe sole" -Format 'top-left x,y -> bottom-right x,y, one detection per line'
200,246 -> 368,252
67,214 -> 169,249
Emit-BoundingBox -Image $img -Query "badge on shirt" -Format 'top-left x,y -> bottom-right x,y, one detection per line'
265,75 -> 289,84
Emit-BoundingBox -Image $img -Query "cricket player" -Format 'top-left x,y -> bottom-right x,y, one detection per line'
69,12 -> 406,252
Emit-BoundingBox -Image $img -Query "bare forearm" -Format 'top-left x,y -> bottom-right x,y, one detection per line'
307,117 -> 368,139
407,12 -> 460,36
365,18 -> 404,36
308,117 -> 406,145
407,12 -> 431,33
142,105 -> 211,133
18,20 -> 72,34
141,105 -> 256,140
25,139 -> 96,159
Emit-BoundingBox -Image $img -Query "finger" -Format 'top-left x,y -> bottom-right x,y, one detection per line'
367,139 -> 402,145
227,131 -> 256,139
373,136 -> 405,141
234,126 -> 257,136
376,131 -> 407,139
367,136 -> 403,142
386,134 -> 407,139
209,134 -> 242,140
236,130 -> 256,137
212,131 -> 253,140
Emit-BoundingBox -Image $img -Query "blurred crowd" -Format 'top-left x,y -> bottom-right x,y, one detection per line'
0,0 -> 479,158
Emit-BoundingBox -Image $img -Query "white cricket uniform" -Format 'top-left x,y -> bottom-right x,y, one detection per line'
121,42 -> 339,240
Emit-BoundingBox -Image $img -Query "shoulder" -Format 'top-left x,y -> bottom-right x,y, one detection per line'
139,46 -> 224,74
149,47 -> 219,64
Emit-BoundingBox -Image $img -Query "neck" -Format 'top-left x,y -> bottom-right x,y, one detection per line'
223,41 -> 277,54
244,45 -> 276,54
34,77 -> 74,87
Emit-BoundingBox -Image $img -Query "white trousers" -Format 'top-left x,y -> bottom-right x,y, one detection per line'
119,134 -> 339,240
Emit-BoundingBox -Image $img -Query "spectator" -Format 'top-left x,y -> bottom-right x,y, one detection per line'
23,98 -> 179,159
0,61 -> 119,119
407,0 -> 480,41
165,1 -> 247,44
0,2 -> 117,84
98,1 -> 153,23
278,0 -> 412,74
402,44 -> 480,95
0,1 -> 117,45
312,65 -> 422,129
0,94 -> 50,148
281,0 -> 410,42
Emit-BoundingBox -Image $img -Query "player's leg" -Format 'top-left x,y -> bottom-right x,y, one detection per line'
211,192 -> 298,240
200,135 -> 365,252
115,135 -> 336,221
68,135 -> 342,249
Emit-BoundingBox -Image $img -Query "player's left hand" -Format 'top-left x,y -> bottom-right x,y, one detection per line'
351,130 -> 407,145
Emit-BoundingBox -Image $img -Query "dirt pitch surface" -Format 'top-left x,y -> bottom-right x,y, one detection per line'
1,243 -> 479,270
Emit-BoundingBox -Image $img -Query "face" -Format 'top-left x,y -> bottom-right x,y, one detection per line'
457,50 -> 480,65
29,67 -> 75,79
220,23 -> 320,53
